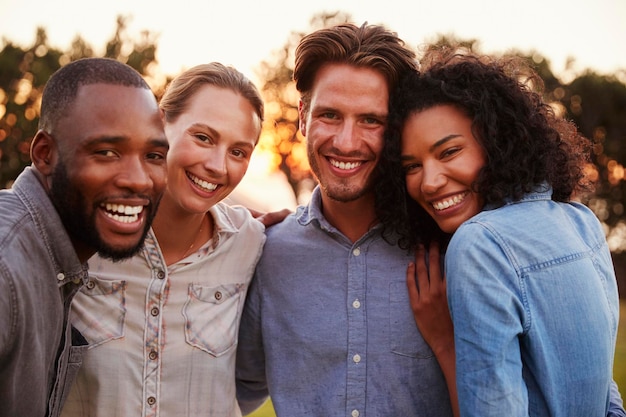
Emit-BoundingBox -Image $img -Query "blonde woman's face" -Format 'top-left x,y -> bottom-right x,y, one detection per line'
163,85 -> 261,214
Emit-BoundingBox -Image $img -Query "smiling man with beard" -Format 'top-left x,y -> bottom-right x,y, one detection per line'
236,23 -> 455,417
0,57 -> 168,417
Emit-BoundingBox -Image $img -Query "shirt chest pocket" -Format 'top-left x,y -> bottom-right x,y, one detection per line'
70,277 -> 127,348
182,283 -> 246,357
389,281 -> 435,359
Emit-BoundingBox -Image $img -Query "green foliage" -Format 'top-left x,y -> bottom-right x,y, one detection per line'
565,73 -> 626,229
247,399 -> 276,417
0,15 -> 160,188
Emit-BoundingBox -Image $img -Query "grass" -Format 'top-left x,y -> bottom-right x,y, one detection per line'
247,399 -> 275,417
246,301 -> 626,416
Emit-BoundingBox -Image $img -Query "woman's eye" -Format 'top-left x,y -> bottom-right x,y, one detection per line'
441,147 -> 461,158
232,148 -> 252,159
403,163 -> 422,174
195,133 -> 211,143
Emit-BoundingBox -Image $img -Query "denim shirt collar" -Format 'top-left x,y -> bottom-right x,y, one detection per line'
296,186 -> 324,227
12,167 -> 88,286
483,182 -> 553,212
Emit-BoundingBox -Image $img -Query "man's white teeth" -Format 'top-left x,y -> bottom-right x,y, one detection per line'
102,204 -> 143,223
330,159 -> 362,170
189,173 -> 218,191
432,193 -> 467,211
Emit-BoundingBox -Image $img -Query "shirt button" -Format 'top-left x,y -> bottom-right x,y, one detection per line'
214,291 -> 222,301
352,247 -> 361,256
86,280 -> 96,290
156,269 -> 165,279
351,410 -> 360,417
149,350 -> 158,360
352,299 -> 361,309
56,273 -> 65,281
353,354 -> 361,363
147,396 -> 156,406
150,307 -> 159,316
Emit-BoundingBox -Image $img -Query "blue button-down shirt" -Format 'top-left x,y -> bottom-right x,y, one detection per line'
236,187 -> 453,417
446,187 -> 624,417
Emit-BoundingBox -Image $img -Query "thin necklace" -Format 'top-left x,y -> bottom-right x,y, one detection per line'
181,215 -> 205,260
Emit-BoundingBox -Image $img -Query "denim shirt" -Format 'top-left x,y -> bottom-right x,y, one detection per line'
236,187 -> 453,417
446,187 -> 623,417
0,167 -> 88,417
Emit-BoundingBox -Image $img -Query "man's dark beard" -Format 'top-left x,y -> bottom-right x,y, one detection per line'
49,158 -> 158,261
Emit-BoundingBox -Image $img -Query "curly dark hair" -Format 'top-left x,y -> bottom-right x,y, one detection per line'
375,50 -> 594,250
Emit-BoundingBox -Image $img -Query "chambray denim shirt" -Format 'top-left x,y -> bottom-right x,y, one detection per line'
446,186 -> 624,417
0,167 -> 88,417
236,186 -> 453,417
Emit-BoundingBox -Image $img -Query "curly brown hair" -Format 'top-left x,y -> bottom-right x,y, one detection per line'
375,50 -> 594,250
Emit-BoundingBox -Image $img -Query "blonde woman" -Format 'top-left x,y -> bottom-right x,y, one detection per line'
62,63 -> 267,417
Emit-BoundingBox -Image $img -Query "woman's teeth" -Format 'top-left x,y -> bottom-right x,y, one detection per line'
432,193 -> 467,211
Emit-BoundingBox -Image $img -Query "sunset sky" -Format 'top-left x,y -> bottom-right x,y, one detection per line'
2,0 -> 625,83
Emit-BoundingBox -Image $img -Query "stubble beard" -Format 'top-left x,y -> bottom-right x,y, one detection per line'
49,158 -> 158,261
307,142 -> 373,203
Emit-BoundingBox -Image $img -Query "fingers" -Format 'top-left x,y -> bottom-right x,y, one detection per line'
408,242 -> 446,298
247,207 -> 263,218
428,241 -> 445,290
406,260 -> 419,305
415,244 -> 430,296
256,208 -> 292,228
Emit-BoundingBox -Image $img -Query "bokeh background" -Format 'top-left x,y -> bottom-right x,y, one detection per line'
1,0 -> 624,414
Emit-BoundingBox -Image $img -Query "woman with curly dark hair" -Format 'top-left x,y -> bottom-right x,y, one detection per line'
375,51 -> 624,416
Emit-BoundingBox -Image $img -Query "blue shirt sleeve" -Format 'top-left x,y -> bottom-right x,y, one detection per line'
446,223 -> 528,416
235,268 -> 270,414
608,380 -> 626,417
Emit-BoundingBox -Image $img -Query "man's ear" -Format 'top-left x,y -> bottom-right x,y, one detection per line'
30,130 -> 57,176
159,107 -> 166,124
298,99 -> 307,137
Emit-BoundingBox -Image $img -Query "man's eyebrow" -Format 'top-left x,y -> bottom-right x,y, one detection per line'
84,136 -> 125,145
85,136 -> 169,149
149,137 -> 169,149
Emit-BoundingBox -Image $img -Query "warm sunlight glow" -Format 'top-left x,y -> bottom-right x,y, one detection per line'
607,220 -> 626,253
608,160 -> 625,185
584,163 -> 599,183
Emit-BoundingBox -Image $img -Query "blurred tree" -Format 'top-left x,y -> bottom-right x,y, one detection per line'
0,15 -> 161,189
561,72 -> 626,254
2,12 -> 626,265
